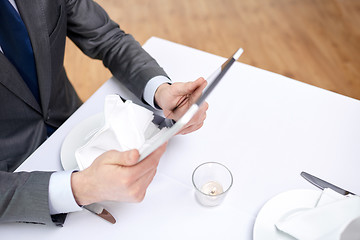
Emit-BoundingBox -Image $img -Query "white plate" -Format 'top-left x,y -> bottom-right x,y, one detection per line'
60,113 -> 104,171
253,189 -> 321,240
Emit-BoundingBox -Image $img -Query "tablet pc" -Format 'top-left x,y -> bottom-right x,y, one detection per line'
139,48 -> 243,160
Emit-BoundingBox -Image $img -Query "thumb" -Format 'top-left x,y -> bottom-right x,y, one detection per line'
178,77 -> 206,95
105,149 -> 140,167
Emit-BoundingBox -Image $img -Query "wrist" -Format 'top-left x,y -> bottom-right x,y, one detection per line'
71,171 -> 95,206
154,83 -> 171,109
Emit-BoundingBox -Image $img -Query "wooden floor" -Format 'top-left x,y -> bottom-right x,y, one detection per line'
64,0 -> 360,101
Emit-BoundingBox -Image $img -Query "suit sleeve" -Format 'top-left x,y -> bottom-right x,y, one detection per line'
0,171 -> 66,226
65,0 -> 169,99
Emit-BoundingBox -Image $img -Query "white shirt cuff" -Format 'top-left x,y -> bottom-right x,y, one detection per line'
143,76 -> 171,109
48,171 -> 83,215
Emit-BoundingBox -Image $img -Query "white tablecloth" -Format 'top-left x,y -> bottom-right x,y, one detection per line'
1,37 -> 359,239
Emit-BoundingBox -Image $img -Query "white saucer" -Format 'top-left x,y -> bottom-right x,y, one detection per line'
60,113 -> 104,171
253,189 -> 321,240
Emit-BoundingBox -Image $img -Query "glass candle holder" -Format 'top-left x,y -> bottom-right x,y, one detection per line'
192,162 -> 233,207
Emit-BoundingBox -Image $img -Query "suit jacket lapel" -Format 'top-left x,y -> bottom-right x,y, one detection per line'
16,0 -> 52,117
0,53 -> 42,113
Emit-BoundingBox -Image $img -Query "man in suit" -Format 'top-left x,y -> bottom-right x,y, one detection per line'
0,0 -> 208,226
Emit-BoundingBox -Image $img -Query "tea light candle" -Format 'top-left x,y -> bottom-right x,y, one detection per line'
195,181 -> 225,207
201,181 -> 224,196
192,162 -> 233,207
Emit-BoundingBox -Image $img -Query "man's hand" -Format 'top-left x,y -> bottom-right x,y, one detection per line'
70,144 -> 167,206
154,77 -> 209,135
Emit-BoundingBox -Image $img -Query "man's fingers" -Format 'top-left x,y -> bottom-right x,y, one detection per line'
176,77 -> 206,96
128,168 -> 157,202
122,143 -> 167,180
185,77 -> 206,93
120,144 -> 166,199
98,143 -> 165,182
100,149 -> 139,166
179,122 -> 204,135
188,102 -> 208,124
180,109 -> 207,134
170,81 -> 208,120
187,80 -> 207,102
177,102 -> 208,135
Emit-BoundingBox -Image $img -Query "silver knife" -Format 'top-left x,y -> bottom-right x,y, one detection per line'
83,203 -> 116,224
301,171 -> 355,196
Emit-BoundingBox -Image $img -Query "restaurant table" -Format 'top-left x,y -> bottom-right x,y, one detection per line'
1,37 -> 360,239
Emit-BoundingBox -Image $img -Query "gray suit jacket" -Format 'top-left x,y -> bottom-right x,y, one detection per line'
0,0 -> 167,226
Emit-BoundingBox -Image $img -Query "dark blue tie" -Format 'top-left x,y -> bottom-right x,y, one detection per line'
0,0 -> 40,103
0,1 -> 57,136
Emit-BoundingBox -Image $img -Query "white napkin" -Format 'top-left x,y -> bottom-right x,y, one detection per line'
275,188 -> 360,240
75,94 -> 167,170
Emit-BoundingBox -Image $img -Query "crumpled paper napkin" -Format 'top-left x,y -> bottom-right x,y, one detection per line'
275,188 -> 360,240
75,94 -> 167,170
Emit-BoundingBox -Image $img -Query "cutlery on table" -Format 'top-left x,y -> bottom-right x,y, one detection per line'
83,203 -> 116,224
301,171 -> 355,196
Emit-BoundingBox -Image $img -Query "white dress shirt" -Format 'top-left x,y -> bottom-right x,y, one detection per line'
2,0 -> 170,215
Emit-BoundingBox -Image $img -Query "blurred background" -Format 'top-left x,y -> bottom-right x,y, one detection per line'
64,0 -> 360,101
